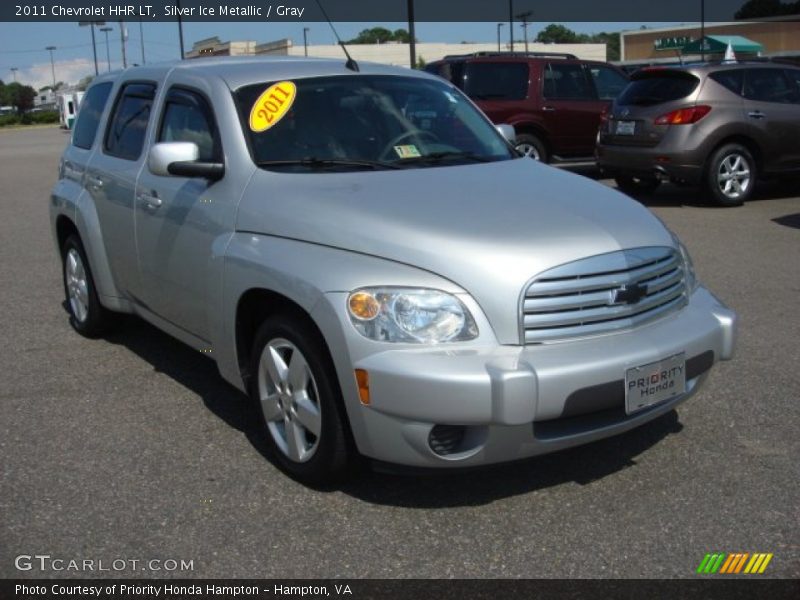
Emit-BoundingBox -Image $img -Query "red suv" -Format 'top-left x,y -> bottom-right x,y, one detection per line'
425,52 -> 628,163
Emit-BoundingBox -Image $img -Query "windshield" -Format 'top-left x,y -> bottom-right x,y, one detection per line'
236,75 -> 515,171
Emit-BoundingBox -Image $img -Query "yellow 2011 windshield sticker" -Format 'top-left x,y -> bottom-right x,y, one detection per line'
249,81 -> 297,132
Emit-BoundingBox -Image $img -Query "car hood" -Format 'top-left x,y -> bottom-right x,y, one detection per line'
237,158 -> 675,343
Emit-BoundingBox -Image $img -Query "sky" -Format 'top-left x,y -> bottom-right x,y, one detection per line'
0,21 -> 685,90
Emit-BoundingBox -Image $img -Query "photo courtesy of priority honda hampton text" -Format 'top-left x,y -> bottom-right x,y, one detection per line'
51,56 -> 736,485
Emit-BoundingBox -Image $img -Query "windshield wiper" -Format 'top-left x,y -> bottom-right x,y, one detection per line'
256,157 -> 402,170
398,151 -> 494,165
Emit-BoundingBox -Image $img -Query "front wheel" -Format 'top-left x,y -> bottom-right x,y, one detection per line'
706,143 -> 756,206
249,315 -> 354,485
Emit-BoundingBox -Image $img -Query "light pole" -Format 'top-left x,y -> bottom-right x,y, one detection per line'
119,20 -> 128,68
46,46 -> 57,90
303,27 -> 309,57
176,0 -> 185,59
79,21 -> 103,76
508,0 -> 514,52
516,11 -> 533,54
700,0 -> 705,61
407,0 -> 416,69
497,23 -> 504,52
10,67 -> 18,82
100,26 -> 113,72
139,18 -> 146,65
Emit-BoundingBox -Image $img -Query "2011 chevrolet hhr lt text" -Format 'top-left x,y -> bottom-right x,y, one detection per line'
51,57 -> 736,484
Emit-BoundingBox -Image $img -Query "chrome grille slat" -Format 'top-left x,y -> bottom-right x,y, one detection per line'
526,254 -> 680,297
521,248 -> 687,343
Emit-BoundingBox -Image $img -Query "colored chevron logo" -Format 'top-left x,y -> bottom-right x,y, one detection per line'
696,552 -> 774,574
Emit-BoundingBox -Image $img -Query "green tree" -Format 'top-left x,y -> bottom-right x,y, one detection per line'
415,55 -> 427,70
4,82 -> 36,114
347,27 -> 414,44
735,0 -> 799,18
535,24 -> 583,44
76,75 -> 95,91
590,32 -> 621,61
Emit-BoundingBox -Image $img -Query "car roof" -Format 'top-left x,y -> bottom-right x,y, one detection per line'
89,55 -> 440,91
635,61 -> 800,78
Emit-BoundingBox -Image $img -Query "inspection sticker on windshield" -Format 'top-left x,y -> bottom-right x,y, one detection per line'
625,352 -> 686,414
394,145 -> 421,158
249,81 -> 297,133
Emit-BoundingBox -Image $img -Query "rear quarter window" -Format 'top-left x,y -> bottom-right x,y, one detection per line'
72,82 -> 113,150
463,62 -> 528,100
708,70 -> 745,96
618,71 -> 699,106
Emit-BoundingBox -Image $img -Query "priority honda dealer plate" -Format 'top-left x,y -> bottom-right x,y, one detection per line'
625,353 -> 686,414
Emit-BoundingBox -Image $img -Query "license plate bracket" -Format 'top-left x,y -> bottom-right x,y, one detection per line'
625,353 -> 686,415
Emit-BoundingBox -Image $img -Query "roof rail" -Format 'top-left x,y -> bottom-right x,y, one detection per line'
441,51 -> 578,60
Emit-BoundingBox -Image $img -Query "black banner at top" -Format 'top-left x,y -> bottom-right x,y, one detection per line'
3,0 -> 800,22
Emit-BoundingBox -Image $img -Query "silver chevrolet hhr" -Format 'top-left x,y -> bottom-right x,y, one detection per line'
51,57 -> 736,484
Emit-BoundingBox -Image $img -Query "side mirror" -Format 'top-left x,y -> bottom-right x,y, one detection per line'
148,142 -> 224,181
496,124 -> 516,145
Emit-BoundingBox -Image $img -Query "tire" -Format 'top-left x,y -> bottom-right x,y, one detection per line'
614,174 -> 661,196
62,234 -> 114,337
705,143 -> 756,206
249,314 -> 354,485
515,133 -> 548,162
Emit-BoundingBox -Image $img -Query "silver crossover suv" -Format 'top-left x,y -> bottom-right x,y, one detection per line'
51,57 -> 736,484
597,62 -> 800,206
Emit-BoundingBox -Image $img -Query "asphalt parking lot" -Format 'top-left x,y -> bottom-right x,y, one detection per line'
1,126 -> 798,579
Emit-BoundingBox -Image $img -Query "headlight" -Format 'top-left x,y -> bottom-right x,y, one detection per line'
673,236 -> 698,293
347,288 -> 478,344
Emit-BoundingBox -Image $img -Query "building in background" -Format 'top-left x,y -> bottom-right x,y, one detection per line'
186,37 -> 606,65
620,19 -> 800,65
186,36 -> 257,58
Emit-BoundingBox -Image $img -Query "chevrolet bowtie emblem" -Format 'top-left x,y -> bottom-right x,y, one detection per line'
609,283 -> 648,305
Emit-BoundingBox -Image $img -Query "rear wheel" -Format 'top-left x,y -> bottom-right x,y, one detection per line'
249,315 -> 354,485
515,133 -> 548,162
706,143 -> 756,206
614,174 -> 661,196
62,234 -> 114,337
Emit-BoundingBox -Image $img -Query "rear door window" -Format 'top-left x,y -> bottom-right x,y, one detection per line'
588,65 -> 628,100
709,70 -> 745,96
72,82 -> 112,149
463,62 -> 528,100
543,63 -> 595,100
104,83 -> 156,161
744,68 -> 799,104
618,71 -> 699,106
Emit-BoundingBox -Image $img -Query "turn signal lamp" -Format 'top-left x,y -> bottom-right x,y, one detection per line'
355,369 -> 370,405
348,291 -> 380,320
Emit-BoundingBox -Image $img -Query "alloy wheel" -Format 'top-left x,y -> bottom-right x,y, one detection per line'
65,248 -> 89,323
257,338 -> 322,463
717,153 -> 751,201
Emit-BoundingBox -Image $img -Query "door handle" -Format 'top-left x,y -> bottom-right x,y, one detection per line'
86,175 -> 103,189
542,106 -> 557,112
138,192 -> 162,209
747,111 -> 766,119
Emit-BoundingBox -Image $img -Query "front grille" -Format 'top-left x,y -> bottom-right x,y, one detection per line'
522,247 -> 687,343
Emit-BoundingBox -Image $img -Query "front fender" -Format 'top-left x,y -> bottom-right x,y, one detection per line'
216,234 -> 467,455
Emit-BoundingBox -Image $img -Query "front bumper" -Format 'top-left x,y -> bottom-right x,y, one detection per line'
330,286 -> 735,468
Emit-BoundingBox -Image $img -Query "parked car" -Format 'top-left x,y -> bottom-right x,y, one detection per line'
597,62 -> 800,205
51,57 -> 735,485
425,52 -> 629,162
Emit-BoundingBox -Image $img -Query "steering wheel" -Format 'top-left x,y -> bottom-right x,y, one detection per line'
379,129 -> 439,161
